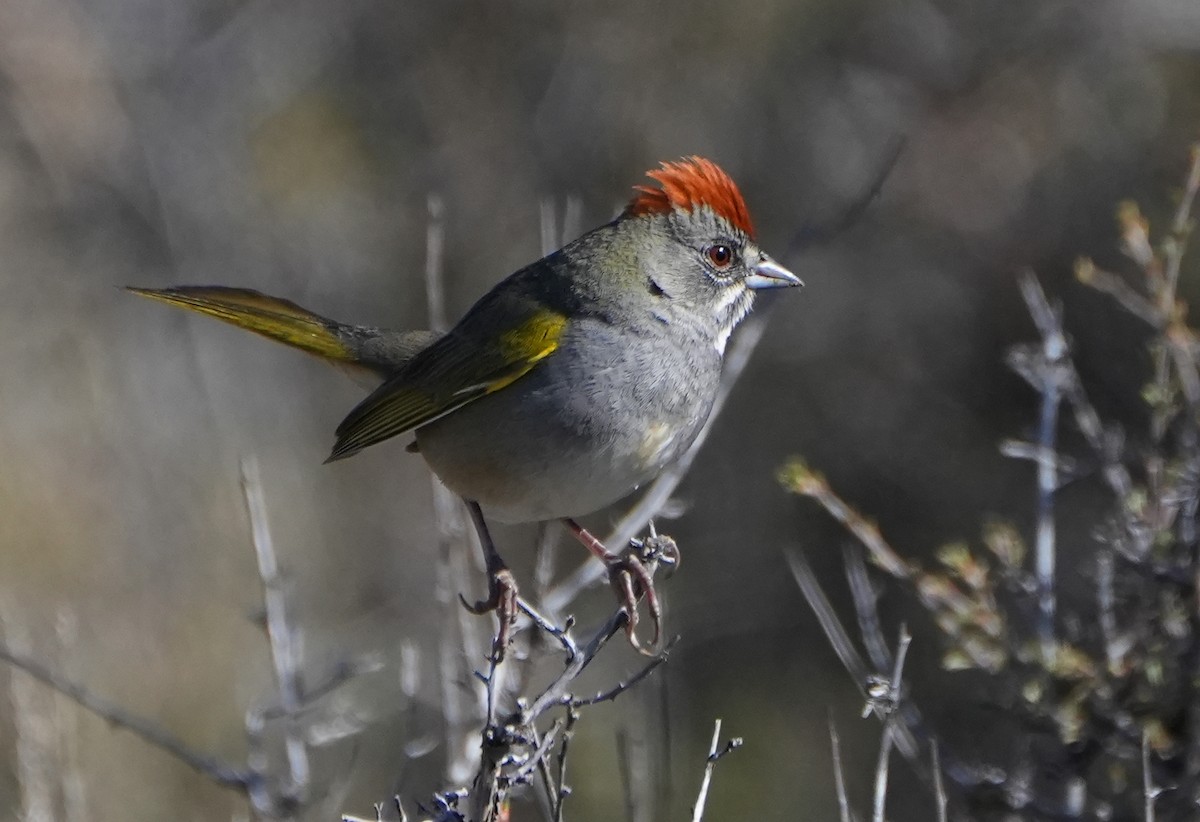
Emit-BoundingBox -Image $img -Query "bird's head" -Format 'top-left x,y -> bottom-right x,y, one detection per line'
617,157 -> 801,352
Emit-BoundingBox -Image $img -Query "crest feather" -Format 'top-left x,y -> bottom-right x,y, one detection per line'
623,156 -> 755,238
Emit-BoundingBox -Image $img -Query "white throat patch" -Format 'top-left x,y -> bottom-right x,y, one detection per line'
713,286 -> 753,355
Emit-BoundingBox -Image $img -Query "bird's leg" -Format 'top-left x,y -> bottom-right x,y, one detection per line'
563,519 -> 677,654
460,499 -> 519,660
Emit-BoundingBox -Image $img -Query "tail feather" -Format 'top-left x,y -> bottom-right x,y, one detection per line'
129,284 -> 440,382
128,285 -> 358,358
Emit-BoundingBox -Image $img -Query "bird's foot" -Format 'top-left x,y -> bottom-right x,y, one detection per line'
565,519 -> 677,655
459,566 -> 519,661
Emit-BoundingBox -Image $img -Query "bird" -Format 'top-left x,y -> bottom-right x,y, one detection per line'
129,156 -> 801,656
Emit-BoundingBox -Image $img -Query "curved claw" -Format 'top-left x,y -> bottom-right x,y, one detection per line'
459,568 -> 519,661
607,553 -> 663,656
458,592 -> 495,615
565,519 -> 675,656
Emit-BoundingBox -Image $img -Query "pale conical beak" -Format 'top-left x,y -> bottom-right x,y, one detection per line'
745,254 -> 803,290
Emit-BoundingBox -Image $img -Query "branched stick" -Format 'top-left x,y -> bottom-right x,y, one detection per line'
0,640 -> 253,790
571,646 -> 672,708
1028,268 -> 1147,554
779,465 -> 912,580
1074,259 -> 1162,327
1013,274 -> 1065,657
464,597 -> 668,821
784,549 -> 921,762
690,719 -> 743,822
522,609 -> 638,723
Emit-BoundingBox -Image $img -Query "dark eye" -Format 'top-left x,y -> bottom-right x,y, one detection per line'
706,244 -> 735,269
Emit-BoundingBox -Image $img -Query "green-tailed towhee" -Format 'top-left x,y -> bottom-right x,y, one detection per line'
130,156 -> 801,653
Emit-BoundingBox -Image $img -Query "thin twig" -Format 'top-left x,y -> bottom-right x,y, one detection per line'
1096,551 -> 1123,675
552,708 -> 578,822
1027,267 -> 1146,553
844,544 -> 893,673
1143,730 -> 1158,822
871,626 -> 912,822
691,719 -> 743,822
779,466 -> 912,580
424,195 -> 483,786
871,723 -> 897,822
1074,259 -> 1162,327
1162,144 -> 1200,305
571,646 -> 671,707
0,641 -> 252,789
518,598 -> 577,660
1015,273 -> 1065,660
787,134 -> 906,253
508,720 -> 563,786
240,455 -> 310,804
887,625 -> 912,706
783,552 -> 920,763
522,609 -> 630,722
785,549 -> 876,687
619,729 -> 648,820
829,716 -> 853,822
932,739 -> 948,822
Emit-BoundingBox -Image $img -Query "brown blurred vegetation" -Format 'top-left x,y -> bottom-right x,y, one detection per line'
1,0 -> 1200,819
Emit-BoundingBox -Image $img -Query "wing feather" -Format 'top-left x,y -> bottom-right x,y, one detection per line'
327,306 -> 566,461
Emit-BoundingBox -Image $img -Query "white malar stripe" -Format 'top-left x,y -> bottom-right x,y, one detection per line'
714,324 -> 733,355
712,286 -> 752,355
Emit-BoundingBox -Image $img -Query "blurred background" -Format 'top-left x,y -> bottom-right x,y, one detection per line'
1,0 -> 1199,819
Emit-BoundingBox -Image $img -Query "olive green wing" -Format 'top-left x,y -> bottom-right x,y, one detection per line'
327,307 -> 567,461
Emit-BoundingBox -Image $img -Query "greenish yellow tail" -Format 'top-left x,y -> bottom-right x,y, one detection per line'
128,285 -> 357,359
128,285 -> 436,377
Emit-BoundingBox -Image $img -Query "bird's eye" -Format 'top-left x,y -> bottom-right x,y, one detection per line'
705,244 -> 735,270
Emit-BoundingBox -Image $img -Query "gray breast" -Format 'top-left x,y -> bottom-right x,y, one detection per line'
414,316 -> 722,523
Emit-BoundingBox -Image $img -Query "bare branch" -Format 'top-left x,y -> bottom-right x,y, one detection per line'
1014,273 -> 1065,659
1144,730 -> 1159,822
779,464 -> 912,580
1162,144 -> 1200,305
1074,259 -> 1162,327
932,740 -> 948,822
240,455 -> 310,804
829,716 -> 854,822
571,646 -> 671,708
691,719 -> 743,822
844,544 -> 893,674
552,709 -> 578,822
870,626 -> 911,822
0,640 -> 252,790
517,598 -> 577,660
786,549 -> 874,691
871,723 -> 896,822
